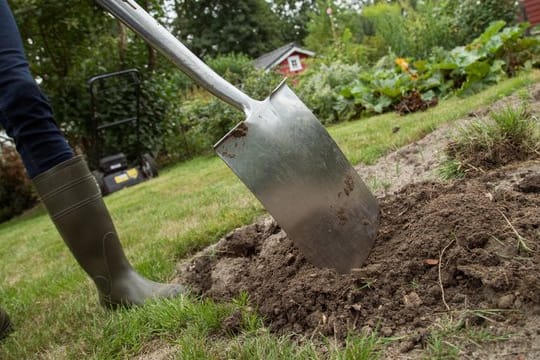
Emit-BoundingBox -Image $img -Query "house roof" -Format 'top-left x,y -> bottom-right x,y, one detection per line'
253,43 -> 315,71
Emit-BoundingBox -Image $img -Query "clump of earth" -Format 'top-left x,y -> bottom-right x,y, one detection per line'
177,84 -> 540,358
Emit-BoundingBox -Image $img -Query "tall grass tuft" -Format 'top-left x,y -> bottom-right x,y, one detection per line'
442,104 -> 540,177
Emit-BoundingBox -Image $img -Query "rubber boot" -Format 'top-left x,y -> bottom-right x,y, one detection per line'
32,156 -> 184,308
0,307 -> 12,341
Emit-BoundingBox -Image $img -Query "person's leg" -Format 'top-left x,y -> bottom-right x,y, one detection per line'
0,0 -> 184,324
0,0 -> 73,178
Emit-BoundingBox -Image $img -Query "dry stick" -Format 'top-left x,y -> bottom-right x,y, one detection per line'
465,163 -> 486,174
439,237 -> 456,312
498,209 -> 533,252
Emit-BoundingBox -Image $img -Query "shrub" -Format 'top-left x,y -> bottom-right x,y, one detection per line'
451,0 -> 519,44
341,22 -> 540,117
361,3 -> 410,57
359,0 -> 519,61
296,61 -> 363,124
404,1 -> 462,58
0,144 -> 37,223
177,95 -> 242,156
206,53 -> 254,86
169,67 -> 282,159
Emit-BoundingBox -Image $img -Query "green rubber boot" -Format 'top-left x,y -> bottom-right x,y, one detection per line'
0,307 -> 12,341
32,156 -> 184,308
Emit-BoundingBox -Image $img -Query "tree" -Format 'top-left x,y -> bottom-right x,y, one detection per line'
269,0 -> 317,44
172,0 -> 284,58
11,0 -> 115,81
451,0 -> 519,44
303,0 -> 369,53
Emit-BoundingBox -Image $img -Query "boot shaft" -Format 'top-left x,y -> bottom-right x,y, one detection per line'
32,156 -> 133,301
32,156 -> 184,307
0,307 -> 13,340
32,156 -> 101,222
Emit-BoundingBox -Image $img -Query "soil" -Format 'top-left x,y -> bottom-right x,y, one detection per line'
176,84 -> 540,359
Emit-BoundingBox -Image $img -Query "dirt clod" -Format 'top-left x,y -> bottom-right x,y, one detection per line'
517,174 -> 540,193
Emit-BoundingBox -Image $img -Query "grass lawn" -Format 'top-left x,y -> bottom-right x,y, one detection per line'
0,70 -> 538,359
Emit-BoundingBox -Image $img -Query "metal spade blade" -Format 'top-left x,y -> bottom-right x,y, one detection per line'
214,82 -> 379,273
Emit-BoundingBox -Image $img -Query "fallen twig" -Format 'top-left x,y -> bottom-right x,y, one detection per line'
498,209 -> 534,252
439,237 -> 456,311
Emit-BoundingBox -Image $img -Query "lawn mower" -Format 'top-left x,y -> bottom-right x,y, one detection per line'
88,68 -> 158,196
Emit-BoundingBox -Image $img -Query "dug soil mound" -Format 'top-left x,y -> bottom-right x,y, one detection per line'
179,161 -> 539,349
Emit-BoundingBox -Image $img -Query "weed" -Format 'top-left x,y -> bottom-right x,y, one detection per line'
438,159 -> 465,180
226,331 -> 320,360
465,308 -> 511,324
232,292 -> 264,333
516,88 -> 530,102
394,160 -> 401,176
356,279 -> 377,291
491,106 -> 538,147
423,311 -> 511,359
367,177 -> 392,194
465,326 -> 510,346
425,333 -> 460,360
328,331 -> 387,360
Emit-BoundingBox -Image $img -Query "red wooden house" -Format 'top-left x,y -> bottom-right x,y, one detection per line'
522,0 -> 540,28
253,43 -> 315,77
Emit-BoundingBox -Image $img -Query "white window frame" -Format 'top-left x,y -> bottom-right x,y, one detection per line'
287,55 -> 303,72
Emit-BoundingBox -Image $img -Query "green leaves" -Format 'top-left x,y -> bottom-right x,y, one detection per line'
304,19 -> 536,121
338,21 -> 539,117
172,0 -> 283,58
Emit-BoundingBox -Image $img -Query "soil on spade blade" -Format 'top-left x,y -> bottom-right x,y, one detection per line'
177,86 -> 540,358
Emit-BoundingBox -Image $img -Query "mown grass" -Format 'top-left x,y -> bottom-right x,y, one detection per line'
0,71 -> 538,359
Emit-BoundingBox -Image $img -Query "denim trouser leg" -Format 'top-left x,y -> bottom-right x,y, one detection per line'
0,0 -> 73,178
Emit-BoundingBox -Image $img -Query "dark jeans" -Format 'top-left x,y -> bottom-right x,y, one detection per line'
0,0 -> 73,178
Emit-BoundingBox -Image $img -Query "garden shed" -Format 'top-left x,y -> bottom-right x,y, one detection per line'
522,0 -> 540,27
253,42 -> 315,76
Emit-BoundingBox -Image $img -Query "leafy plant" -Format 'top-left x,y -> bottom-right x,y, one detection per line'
340,21 -> 539,118
296,61 -> 363,124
